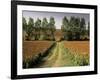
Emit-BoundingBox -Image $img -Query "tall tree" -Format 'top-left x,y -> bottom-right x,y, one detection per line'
35,18 -> 41,40
23,17 -> 28,40
69,17 -> 81,40
27,17 -> 34,40
87,22 -> 90,38
61,16 -> 69,40
61,16 -> 69,31
74,17 -> 81,40
41,18 -> 48,39
49,17 -> 56,40
80,18 -> 86,38
23,17 -> 27,31
61,16 -> 87,40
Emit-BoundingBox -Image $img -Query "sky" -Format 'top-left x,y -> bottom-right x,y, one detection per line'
23,10 -> 89,29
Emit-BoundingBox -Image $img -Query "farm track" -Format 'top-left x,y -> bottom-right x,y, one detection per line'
37,42 -> 69,67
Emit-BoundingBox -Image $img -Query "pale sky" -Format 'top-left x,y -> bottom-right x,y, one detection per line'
23,10 -> 89,29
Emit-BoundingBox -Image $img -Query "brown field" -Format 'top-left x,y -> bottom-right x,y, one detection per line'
23,41 -> 54,60
63,41 -> 89,55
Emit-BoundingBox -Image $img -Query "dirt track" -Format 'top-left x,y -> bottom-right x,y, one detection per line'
37,42 -> 71,67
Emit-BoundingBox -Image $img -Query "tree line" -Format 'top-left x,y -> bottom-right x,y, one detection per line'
23,17 -> 56,40
61,16 -> 89,40
23,16 -> 89,41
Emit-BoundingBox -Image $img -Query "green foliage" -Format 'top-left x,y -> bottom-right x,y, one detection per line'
23,17 -> 34,40
34,18 -> 41,40
27,18 -> 34,40
39,35 -> 46,40
23,17 -> 27,31
80,18 -> 86,36
42,18 -> 48,30
23,17 -> 28,40
23,16 -> 89,41
35,18 -> 41,29
41,18 -> 48,40
88,22 -> 90,37
61,16 -> 89,40
49,17 -> 56,32
72,53 -> 89,66
61,16 -> 69,31
48,17 -> 56,40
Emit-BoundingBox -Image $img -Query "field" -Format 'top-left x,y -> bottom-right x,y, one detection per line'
23,41 -> 90,68
62,41 -> 90,66
23,41 -> 54,61
63,41 -> 89,54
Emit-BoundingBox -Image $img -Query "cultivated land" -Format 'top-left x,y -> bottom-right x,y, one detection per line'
63,41 -> 89,54
23,41 -> 54,61
23,40 -> 89,68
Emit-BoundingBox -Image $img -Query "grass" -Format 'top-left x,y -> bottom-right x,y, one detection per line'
39,43 -> 59,67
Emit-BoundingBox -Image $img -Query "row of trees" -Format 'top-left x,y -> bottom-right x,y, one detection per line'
23,16 -> 89,41
61,16 -> 89,40
23,17 -> 56,40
